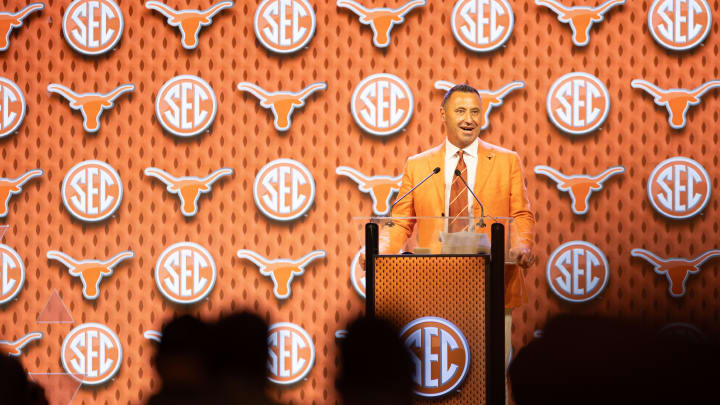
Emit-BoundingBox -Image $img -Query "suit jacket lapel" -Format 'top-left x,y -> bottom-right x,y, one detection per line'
427,144 -> 445,214
474,140 -> 496,194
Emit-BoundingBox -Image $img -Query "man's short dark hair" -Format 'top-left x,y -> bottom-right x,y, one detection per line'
442,84 -> 479,107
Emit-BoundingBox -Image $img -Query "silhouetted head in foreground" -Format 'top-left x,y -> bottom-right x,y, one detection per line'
337,317 -> 414,405
508,315 -> 718,405
0,353 -> 49,405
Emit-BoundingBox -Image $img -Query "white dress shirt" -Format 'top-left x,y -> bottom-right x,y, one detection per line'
444,138 -> 478,217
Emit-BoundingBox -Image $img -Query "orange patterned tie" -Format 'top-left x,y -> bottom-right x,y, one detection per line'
449,150 -> 469,232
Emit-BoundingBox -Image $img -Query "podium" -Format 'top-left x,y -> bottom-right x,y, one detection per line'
363,217 -> 508,405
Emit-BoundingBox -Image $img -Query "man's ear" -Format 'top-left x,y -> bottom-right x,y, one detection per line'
440,107 -> 446,121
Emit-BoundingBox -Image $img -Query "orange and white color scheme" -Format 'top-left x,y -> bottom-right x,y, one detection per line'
61,160 -> 123,222
631,248 -> 720,298
630,79 -> 720,130
400,317 -> 470,397
0,3 -> 44,52
144,167 -> 233,217
46,250 -> 134,300
350,247 -> 365,298
145,1 -> 233,50
254,158 -> 315,221
336,166 -> 401,215
336,0 -> 425,48
435,80 -> 525,130
648,0 -> 712,51
0,169 -> 43,218
0,244 -> 24,304
61,323 -> 122,385
546,241 -> 609,303
236,82 -> 327,132
534,165 -> 624,215
62,0 -> 124,55
0,77 -> 26,138
155,75 -> 217,137
451,0 -> 514,52
0,332 -> 42,356
267,322 -> 315,385
351,73 -> 413,136
647,157 -> 711,219
236,249 -> 325,300
547,72 -> 610,135
47,83 -> 135,133
143,330 -> 162,342
535,0 -> 625,47
254,0 -> 316,54
154,242 -> 216,304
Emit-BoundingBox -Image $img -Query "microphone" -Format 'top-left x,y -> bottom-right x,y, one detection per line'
454,169 -> 486,228
386,167 -> 441,227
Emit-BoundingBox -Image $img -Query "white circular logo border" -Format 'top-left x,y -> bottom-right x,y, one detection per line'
546,240 -> 609,303
61,160 -> 123,222
253,158 -> 316,221
647,156 -> 711,220
154,241 -> 217,304
350,73 -> 414,136
61,322 -> 123,385
546,72 -> 610,135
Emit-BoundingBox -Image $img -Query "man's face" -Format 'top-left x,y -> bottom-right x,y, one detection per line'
441,91 -> 482,149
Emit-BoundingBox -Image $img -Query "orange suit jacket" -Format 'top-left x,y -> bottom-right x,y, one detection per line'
379,139 -> 535,308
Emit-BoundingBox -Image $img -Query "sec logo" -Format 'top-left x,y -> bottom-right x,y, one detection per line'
547,72 -> 610,135
0,77 -> 25,138
547,241 -> 609,303
648,0 -> 711,51
62,0 -> 124,55
451,0 -> 514,52
351,73 -> 413,136
61,323 -> 122,385
155,75 -> 217,137
400,317 -> 470,397
267,322 -> 315,384
647,157 -> 711,219
61,160 -> 123,222
154,242 -> 217,304
350,247 -> 365,298
254,0 -> 316,54
254,158 -> 315,221
0,244 -> 24,304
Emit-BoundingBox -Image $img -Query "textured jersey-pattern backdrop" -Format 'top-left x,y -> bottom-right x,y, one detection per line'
0,0 -> 718,404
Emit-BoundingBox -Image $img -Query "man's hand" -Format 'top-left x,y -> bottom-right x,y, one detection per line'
509,246 -> 536,268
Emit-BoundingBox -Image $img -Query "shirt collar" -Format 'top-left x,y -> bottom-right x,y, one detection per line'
445,138 -> 478,159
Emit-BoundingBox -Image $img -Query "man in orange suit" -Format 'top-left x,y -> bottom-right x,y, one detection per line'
379,84 -> 535,369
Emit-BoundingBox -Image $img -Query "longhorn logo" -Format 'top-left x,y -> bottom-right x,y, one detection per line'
62,0 -> 124,55
0,3 -> 44,51
143,330 -> 162,342
145,1 -> 233,50
547,72 -> 610,135
0,169 -> 43,218
647,157 -> 711,219
336,0 -> 425,48
144,167 -> 233,217
155,242 -> 217,304
351,73 -> 414,136
61,160 -> 123,222
254,158 -> 316,221
61,323 -> 122,385
267,322 -> 315,384
48,83 -> 134,133
534,165 -> 624,215
630,79 -> 720,130
236,249 -> 325,300
0,244 -> 25,304
547,241 -> 609,303
0,332 -> 42,356
631,248 -> 720,298
236,82 -> 327,131
336,166 -> 401,215
435,80 -> 525,130
648,0 -> 712,51
451,0 -> 515,52
400,317 -> 470,397
46,250 -> 133,300
0,77 -> 26,138
254,0 -> 316,54
155,75 -> 217,137
535,0 -> 625,46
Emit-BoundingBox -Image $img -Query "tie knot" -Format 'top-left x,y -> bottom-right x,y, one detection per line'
457,150 -> 463,159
